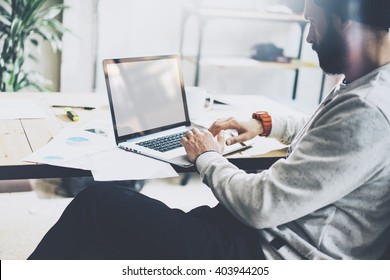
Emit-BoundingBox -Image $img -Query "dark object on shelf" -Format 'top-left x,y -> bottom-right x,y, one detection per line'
251,43 -> 284,62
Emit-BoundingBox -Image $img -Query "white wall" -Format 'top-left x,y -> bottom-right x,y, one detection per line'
94,0 -> 195,93
61,0 -> 98,92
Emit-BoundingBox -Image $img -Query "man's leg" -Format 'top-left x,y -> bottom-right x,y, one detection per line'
28,183 -> 264,259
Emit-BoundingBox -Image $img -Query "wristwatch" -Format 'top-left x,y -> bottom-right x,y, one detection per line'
252,111 -> 272,136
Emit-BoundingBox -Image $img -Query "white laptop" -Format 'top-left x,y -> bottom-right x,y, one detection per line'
103,54 -> 252,168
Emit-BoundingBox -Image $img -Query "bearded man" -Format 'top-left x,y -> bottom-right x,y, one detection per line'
29,0 -> 390,260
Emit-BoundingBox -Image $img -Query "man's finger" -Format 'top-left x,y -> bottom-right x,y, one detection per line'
185,129 -> 194,139
191,127 -> 200,134
181,136 -> 188,143
209,118 -> 236,135
226,133 -> 249,146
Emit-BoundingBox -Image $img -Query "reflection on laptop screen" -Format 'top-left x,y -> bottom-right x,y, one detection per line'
106,57 -> 187,137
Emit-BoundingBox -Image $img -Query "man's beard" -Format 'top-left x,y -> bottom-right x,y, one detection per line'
312,20 -> 348,75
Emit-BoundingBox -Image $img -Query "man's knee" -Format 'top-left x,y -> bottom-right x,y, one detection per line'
71,183 -> 138,209
79,182 -> 136,197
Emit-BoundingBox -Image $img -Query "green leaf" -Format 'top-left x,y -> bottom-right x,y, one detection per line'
42,7 -> 63,20
23,0 -> 45,24
0,31 -> 9,41
10,17 -> 23,41
0,1 -> 12,17
39,3 -> 68,18
0,14 -> 11,26
1,0 -> 68,92
46,18 -> 67,34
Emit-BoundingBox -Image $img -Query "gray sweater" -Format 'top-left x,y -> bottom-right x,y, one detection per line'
196,63 -> 390,259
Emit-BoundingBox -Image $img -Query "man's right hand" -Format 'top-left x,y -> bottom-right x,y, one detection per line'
208,117 -> 264,146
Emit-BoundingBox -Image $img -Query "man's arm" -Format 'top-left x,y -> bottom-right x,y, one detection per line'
208,113 -> 310,147
184,97 -> 390,229
181,111 -> 310,165
208,117 -> 263,146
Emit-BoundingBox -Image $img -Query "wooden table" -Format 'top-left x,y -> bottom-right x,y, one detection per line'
0,92 -> 111,179
0,92 -> 289,180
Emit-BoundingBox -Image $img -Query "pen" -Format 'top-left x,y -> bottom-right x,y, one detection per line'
52,105 -> 95,110
65,107 -> 79,122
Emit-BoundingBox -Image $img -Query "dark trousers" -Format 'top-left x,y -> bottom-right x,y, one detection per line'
28,184 -> 265,260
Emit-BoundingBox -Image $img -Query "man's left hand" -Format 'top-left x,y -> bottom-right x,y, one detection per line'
181,128 -> 225,162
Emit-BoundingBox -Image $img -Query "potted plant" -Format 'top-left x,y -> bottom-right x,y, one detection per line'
0,0 -> 67,92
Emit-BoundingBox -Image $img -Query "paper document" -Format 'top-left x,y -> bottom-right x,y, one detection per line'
91,148 -> 178,181
23,127 -> 114,165
0,99 -> 47,120
23,127 -> 178,181
227,137 -> 287,158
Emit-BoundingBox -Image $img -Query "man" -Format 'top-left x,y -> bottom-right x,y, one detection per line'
29,0 -> 390,260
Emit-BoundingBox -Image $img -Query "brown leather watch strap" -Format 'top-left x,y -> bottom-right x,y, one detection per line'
252,111 -> 272,136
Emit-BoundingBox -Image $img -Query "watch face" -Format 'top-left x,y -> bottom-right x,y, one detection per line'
253,111 -> 269,119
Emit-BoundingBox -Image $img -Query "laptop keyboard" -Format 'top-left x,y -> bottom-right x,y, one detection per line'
136,132 -> 186,152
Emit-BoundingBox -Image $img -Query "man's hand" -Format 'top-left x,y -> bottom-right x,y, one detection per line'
209,117 -> 263,145
181,128 -> 225,162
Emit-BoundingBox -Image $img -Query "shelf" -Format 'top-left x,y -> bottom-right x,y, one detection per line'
191,8 -> 306,24
180,7 -> 317,100
183,56 -> 318,70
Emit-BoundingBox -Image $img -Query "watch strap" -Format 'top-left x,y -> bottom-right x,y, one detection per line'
252,111 -> 272,136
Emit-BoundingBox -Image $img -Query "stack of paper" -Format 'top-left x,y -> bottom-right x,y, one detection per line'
23,127 -> 178,181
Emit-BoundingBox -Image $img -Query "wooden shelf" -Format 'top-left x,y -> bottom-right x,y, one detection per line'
180,7 -> 316,100
192,8 -> 306,24
183,56 -> 318,70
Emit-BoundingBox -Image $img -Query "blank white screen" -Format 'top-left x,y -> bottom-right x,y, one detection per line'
107,58 -> 186,137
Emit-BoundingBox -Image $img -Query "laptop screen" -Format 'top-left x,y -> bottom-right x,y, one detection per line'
104,55 -> 190,141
